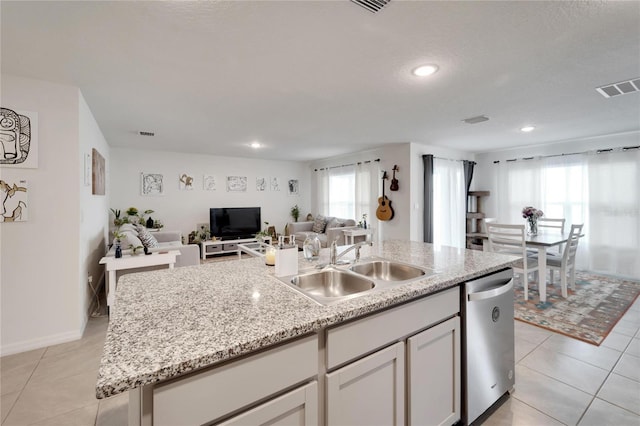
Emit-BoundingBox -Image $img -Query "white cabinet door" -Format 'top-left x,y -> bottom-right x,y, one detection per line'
407,317 -> 461,426
326,342 -> 405,426
218,382 -> 317,426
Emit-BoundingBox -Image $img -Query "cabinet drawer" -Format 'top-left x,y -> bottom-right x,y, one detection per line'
206,244 -> 222,253
223,242 -> 238,251
153,334 -> 318,426
326,286 -> 459,369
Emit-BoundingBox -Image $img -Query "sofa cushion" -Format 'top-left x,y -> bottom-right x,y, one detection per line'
326,218 -> 345,230
312,215 -> 327,233
137,225 -> 159,248
157,241 -> 182,249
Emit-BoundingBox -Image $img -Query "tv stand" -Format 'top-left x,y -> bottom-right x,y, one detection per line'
201,237 -> 271,260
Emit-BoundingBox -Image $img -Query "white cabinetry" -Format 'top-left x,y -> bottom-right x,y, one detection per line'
325,287 -> 460,425
407,316 -> 461,426
218,382 -> 317,426
327,342 -> 405,426
150,335 -> 317,426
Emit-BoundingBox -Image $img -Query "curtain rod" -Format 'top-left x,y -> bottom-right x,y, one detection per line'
492,145 -> 640,164
435,156 -> 476,164
422,154 -> 476,164
314,158 -> 380,172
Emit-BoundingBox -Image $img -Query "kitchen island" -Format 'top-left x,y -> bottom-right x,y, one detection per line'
96,240 -> 517,425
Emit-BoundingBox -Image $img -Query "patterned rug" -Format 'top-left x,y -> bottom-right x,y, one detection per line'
514,271 -> 640,346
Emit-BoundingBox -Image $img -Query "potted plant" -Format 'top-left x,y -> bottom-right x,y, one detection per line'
255,221 -> 271,242
290,205 -> 300,222
112,229 -> 126,258
129,244 -> 144,255
110,208 -> 123,227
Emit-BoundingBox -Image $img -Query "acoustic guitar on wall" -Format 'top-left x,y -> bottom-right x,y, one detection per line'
390,165 -> 399,191
376,171 -> 395,221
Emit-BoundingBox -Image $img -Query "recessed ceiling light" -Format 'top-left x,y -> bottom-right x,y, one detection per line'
520,126 -> 535,132
412,65 -> 439,77
250,141 -> 261,149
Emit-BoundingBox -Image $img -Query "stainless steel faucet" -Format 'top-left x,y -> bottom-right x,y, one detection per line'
330,240 -> 373,265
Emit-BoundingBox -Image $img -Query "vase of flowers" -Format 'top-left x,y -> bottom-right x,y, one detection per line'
522,206 -> 543,235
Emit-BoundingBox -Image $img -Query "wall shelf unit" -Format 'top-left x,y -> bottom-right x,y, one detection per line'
465,191 -> 490,250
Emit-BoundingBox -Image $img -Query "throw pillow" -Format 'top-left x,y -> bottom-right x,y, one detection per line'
119,223 -> 137,233
137,225 -> 159,248
120,230 -> 143,250
312,215 -> 326,233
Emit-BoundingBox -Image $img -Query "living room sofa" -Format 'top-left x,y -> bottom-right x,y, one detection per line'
287,216 -> 360,248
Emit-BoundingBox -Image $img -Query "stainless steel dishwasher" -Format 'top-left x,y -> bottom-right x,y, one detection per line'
462,268 -> 515,425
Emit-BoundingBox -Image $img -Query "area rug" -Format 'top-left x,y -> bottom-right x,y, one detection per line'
514,271 -> 640,346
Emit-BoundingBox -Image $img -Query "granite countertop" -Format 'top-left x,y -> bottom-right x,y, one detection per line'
96,240 -> 518,398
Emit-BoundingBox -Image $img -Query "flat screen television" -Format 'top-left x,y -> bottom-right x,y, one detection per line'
210,207 -> 261,240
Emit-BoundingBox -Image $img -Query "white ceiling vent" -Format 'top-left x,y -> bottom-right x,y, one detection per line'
596,78 -> 640,98
462,115 -> 490,124
351,0 -> 391,14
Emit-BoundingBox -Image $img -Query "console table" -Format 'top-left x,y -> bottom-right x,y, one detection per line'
342,227 -> 375,245
99,250 -> 180,313
201,237 -> 271,260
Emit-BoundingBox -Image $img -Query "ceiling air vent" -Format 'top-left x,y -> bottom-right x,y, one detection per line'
351,0 -> 391,14
139,131 -> 155,136
596,78 -> 640,98
462,115 -> 490,124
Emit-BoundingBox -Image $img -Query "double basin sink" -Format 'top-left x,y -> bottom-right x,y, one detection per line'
278,258 -> 435,306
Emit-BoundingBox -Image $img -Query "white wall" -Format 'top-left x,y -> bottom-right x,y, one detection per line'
109,148 -> 311,239
78,93 -> 110,319
473,131 -> 640,219
1,75 -> 85,355
409,143 -> 476,242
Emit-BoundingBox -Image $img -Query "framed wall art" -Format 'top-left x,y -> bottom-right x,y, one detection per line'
270,177 -> 281,191
203,175 -> 216,191
92,148 -> 105,195
0,108 -> 38,169
256,177 -> 267,192
179,173 -> 194,190
0,178 -> 28,222
141,173 -> 164,196
288,179 -> 299,196
226,176 -> 247,192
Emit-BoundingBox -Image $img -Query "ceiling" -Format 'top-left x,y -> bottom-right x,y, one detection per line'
2,1 -> 639,162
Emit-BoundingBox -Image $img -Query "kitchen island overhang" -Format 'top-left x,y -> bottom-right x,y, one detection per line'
96,240 -> 518,400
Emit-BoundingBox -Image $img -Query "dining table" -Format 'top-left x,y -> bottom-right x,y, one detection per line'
482,230 -> 579,303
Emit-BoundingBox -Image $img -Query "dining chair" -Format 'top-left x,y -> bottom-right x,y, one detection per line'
535,218 -> 567,254
546,223 -> 584,298
537,218 -> 566,232
487,223 -> 539,300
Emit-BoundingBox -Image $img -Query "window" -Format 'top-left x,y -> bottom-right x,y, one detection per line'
497,150 -> 640,278
316,162 -> 379,224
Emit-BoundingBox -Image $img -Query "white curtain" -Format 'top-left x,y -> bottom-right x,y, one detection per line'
433,158 -> 466,249
315,162 -> 379,227
355,161 -> 379,227
495,149 -> 640,278
586,150 -> 640,277
327,165 -> 355,218
316,168 -> 330,216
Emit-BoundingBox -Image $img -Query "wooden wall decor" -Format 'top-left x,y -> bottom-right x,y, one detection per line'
92,148 -> 105,195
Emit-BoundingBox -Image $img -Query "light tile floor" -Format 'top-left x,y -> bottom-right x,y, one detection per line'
1,299 -> 639,425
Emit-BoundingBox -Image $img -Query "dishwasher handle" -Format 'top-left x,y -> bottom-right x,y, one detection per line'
467,279 -> 513,302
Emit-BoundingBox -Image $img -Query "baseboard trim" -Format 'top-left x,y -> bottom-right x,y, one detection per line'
1,328 -> 84,357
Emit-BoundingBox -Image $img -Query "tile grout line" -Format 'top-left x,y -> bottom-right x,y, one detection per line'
1,348 -> 47,425
575,332 -> 638,425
